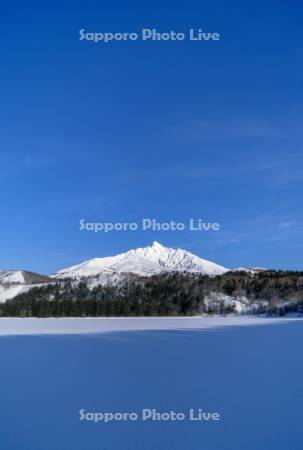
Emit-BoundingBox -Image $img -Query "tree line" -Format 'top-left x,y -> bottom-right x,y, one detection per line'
0,270 -> 302,317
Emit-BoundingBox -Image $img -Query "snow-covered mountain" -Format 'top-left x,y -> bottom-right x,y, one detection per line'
0,270 -> 54,302
0,270 -> 51,285
54,241 -> 229,281
0,244 -> 229,301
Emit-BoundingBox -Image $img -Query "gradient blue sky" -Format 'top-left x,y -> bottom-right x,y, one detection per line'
1,0 -> 303,273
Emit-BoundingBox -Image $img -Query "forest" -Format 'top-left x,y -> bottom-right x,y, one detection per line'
1,270 -> 303,317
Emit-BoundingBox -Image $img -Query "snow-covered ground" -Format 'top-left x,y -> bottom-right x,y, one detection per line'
0,315 -> 298,335
0,284 -> 30,302
0,317 -> 303,450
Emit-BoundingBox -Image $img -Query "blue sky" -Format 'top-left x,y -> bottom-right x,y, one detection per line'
1,0 -> 303,273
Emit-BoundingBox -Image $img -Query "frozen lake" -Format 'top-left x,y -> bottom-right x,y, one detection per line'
0,315 -> 299,335
0,317 -> 302,450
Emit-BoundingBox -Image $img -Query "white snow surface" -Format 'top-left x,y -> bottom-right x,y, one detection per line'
0,270 -> 26,284
1,316 -> 303,450
0,271 -> 33,302
204,292 -> 250,313
0,270 -> 50,303
54,241 -> 229,280
0,285 -> 30,302
233,267 -> 268,274
0,316 -> 299,336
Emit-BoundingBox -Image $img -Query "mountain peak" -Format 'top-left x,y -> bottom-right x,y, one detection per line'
151,241 -> 163,248
54,242 -> 229,280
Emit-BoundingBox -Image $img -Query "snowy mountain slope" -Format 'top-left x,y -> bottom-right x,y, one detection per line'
0,271 -> 54,303
0,244 -> 229,301
0,284 -> 32,302
0,271 -> 26,284
0,270 -> 52,285
54,241 -> 229,280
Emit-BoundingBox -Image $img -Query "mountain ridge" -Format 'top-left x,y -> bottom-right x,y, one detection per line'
0,243 -> 271,303
54,241 -> 229,279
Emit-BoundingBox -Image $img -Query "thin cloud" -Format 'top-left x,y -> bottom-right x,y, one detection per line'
165,118 -> 285,143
